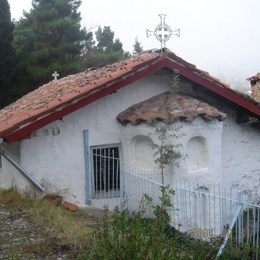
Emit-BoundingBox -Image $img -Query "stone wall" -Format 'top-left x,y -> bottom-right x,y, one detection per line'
251,81 -> 260,102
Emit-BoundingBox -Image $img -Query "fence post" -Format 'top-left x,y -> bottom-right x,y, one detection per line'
83,129 -> 92,205
215,191 -> 243,259
120,167 -> 126,209
237,192 -> 243,246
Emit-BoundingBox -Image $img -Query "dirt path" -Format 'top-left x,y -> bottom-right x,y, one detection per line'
0,204 -> 77,259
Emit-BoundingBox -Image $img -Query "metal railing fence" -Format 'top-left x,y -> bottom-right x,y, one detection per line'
88,164 -> 260,258
121,168 -> 260,258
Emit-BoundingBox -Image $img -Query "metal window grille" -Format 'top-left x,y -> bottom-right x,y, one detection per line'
91,145 -> 120,199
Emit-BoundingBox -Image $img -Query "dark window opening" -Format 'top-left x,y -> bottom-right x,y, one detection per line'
91,146 -> 120,198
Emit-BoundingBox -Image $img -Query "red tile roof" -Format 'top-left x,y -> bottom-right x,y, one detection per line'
0,49 -> 259,143
247,72 -> 260,83
247,73 -> 260,103
117,91 -> 227,125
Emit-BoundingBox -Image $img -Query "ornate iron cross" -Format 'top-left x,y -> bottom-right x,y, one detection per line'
146,14 -> 180,49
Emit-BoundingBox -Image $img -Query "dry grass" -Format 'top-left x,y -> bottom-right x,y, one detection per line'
0,188 -> 25,208
29,199 -> 94,249
0,189 -> 96,251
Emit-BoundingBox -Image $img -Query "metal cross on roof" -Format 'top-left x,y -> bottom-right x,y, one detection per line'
146,14 -> 180,50
52,71 -> 59,80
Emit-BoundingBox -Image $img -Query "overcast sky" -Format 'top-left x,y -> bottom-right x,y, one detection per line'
8,0 -> 260,90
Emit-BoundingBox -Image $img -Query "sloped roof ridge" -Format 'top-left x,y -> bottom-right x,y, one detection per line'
1,51 -> 161,109
148,48 -> 236,93
1,52 -> 160,112
0,48 -> 259,142
0,52 -> 162,138
159,49 -> 258,106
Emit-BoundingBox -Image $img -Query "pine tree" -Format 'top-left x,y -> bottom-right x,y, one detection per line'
81,26 -> 130,69
13,0 -> 92,96
0,0 -> 16,108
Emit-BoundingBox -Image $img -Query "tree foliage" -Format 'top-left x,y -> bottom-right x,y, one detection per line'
150,123 -> 183,184
81,26 -> 130,69
13,0 -> 92,97
2,0 -> 130,106
0,0 -> 16,108
133,37 -> 143,55
149,72 -> 184,185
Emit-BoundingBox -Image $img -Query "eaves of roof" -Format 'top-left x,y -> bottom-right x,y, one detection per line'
0,49 -> 259,143
117,91 -> 227,125
163,54 -> 259,115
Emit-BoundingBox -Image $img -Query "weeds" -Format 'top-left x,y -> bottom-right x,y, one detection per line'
29,199 -> 93,249
0,188 -> 25,208
0,188 -> 93,251
1,189 -> 258,259
79,186 -> 216,259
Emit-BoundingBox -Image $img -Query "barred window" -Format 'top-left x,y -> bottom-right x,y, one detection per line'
91,145 -> 120,199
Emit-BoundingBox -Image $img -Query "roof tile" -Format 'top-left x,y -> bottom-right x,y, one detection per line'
0,52 -> 160,137
117,91 -> 227,125
0,49 -> 259,141
247,73 -> 260,103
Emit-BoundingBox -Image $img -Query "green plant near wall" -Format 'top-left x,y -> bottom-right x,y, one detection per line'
149,71 -> 184,185
149,123 -> 183,185
79,186 -> 179,259
79,185 -> 220,259
171,69 -> 181,94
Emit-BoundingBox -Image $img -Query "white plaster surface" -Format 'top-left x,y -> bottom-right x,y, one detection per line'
0,142 -> 33,192
18,74 -> 170,203
1,70 -> 259,211
120,118 -> 224,187
221,110 -> 260,202
186,136 -> 208,171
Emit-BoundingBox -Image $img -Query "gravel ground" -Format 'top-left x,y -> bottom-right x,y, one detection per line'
0,204 -> 77,259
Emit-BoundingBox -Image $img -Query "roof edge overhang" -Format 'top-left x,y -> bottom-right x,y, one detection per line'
3,54 -> 259,143
3,57 -> 166,143
163,57 -> 260,117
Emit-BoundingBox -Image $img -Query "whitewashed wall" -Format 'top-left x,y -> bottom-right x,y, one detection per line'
1,70 -> 259,207
0,142 -> 34,192
221,111 -> 260,202
120,118 -> 223,187
19,74 -> 170,204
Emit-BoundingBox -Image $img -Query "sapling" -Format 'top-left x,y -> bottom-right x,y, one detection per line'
149,122 -> 183,185
149,70 -> 185,185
